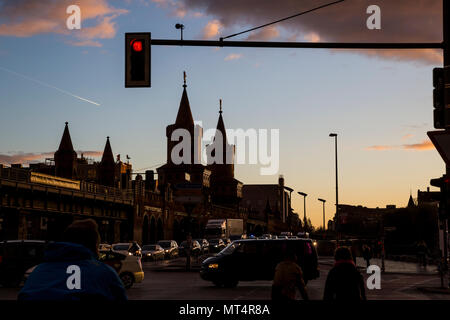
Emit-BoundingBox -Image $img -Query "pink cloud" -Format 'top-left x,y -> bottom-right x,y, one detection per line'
202,19 -> 223,39
0,150 -> 103,165
246,26 -> 280,41
365,145 -> 395,151
0,0 -> 128,47
224,53 -> 243,61
365,139 -> 434,151
402,140 -> 434,151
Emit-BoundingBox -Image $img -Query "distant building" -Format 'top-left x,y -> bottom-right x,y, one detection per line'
242,176 -> 299,235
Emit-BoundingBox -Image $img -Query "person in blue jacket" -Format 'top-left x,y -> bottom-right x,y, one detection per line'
18,219 -> 127,301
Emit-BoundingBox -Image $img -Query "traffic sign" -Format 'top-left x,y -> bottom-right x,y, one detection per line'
428,130 -> 450,165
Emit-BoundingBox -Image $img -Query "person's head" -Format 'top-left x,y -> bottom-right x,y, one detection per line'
334,246 -> 353,261
63,219 -> 100,256
283,247 -> 297,262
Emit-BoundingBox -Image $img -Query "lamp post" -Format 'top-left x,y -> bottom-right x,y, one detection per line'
318,198 -> 326,231
329,133 -> 339,240
297,192 -> 307,230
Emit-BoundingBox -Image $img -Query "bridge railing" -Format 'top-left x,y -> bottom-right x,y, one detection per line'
0,167 -> 134,202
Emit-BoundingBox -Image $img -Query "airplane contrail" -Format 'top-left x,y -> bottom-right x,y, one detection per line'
0,66 -> 101,106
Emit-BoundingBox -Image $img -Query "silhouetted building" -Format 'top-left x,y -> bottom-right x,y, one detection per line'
97,137 -> 116,187
54,122 -> 77,179
407,194 -> 416,208
243,176 -> 296,235
207,100 -> 243,208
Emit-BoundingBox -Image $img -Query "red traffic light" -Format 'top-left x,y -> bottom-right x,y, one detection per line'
131,39 -> 143,52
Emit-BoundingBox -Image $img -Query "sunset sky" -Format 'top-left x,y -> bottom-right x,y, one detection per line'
0,0 -> 446,227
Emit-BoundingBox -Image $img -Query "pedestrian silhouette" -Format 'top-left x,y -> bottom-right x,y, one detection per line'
272,248 -> 309,301
323,246 -> 366,300
362,244 -> 373,268
18,219 -> 127,301
415,240 -> 429,267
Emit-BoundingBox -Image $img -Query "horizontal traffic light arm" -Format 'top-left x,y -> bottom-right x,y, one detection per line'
150,39 -> 444,50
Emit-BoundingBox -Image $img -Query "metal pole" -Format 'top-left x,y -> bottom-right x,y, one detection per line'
323,201 -> 326,231
444,0 -> 450,288
151,39 -> 442,50
304,195 -> 307,224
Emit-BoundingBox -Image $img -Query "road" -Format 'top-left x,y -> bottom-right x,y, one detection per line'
2,257 -> 448,300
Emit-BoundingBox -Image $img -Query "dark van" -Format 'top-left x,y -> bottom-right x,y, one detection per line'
0,240 -> 49,287
200,238 -> 320,288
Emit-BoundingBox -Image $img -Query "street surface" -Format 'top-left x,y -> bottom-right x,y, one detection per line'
1,256 -> 448,300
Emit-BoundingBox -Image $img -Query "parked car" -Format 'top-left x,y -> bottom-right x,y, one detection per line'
200,238 -> 320,288
0,240 -> 49,287
195,239 -> 210,254
98,250 -> 144,289
141,244 -> 165,261
157,240 -> 179,259
208,238 -> 226,253
111,242 -> 142,258
99,243 -> 112,252
179,240 -> 202,257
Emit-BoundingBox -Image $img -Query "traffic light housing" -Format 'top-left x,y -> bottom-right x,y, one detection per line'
433,68 -> 446,128
430,175 -> 450,219
125,33 -> 151,87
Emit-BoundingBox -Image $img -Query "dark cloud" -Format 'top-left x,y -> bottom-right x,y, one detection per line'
180,0 -> 442,64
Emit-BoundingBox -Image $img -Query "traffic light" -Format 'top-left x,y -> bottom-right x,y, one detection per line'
430,175 -> 450,220
125,33 -> 151,87
433,68 -> 446,129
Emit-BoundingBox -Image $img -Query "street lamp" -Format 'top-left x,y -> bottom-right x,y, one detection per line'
297,191 -> 307,229
318,198 -> 326,230
329,133 -> 339,240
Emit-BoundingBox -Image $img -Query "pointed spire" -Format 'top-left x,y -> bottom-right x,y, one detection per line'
101,136 -> 114,165
215,99 -> 227,142
175,71 -> 194,128
407,194 -> 415,208
57,122 -> 75,152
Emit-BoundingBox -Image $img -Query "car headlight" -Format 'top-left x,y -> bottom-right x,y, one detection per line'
147,253 -> 152,256
128,252 -> 133,255
208,263 -> 219,269
214,245 -> 218,247
165,249 -> 169,252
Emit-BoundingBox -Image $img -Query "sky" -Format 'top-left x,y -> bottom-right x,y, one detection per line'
0,0 -> 446,228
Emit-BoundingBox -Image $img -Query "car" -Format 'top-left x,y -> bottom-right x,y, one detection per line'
194,239 -> 210,254
200,238 -> 320,288
141,244 -> 165,261
208,238 -> 226,253
0,240 -> 49,287
99,243 -> 112,252
111,242 -> 142,258
179,240 -> 202,257
98,250 -> 144,289
157,240 -> 179,259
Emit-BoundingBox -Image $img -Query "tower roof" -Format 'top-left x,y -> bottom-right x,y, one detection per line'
57,122 -> 75,153
215,99 -> 227,144
175,72 -> 194,128
407,194 -> 415,208
101,136 -> 115,165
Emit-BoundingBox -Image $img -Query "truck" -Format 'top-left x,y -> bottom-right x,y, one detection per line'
204,219 -> 244,241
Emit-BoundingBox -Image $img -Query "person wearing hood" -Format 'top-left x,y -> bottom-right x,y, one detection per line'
323,246 -> 366,300
18,219 -> 127,301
